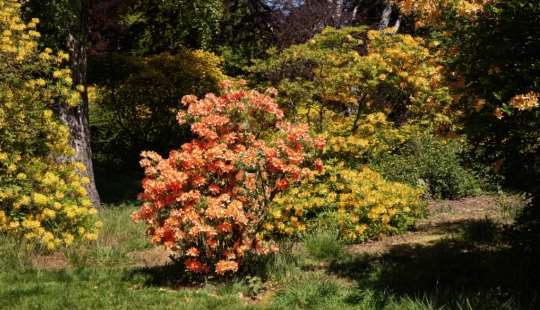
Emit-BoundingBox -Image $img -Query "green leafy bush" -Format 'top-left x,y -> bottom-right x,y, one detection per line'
88,50 -> 227,168
369,133 -> 482,199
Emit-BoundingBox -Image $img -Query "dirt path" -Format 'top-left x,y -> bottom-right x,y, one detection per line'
348,195 -> 521,255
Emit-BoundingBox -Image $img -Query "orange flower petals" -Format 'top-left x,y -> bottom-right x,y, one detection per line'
136,81 -> 322,276
215,260 -> 239,275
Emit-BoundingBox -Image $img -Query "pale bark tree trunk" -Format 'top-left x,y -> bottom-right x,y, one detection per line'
379,0 -> 392,31
328,0 -> 343,28
60,0 -> 101,208
351,2 -> 361,21
391,14 -> 402,35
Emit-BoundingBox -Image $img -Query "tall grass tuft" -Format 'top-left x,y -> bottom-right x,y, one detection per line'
304,230 -> 344,261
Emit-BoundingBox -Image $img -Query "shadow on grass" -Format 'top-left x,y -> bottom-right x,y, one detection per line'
125,261 -> 243,289
414,219 -> 468,235
329,222 -> 540,309
124,263 -> 195,288
413,216 -> 504,237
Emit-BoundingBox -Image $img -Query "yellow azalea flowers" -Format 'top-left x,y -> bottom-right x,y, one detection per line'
0,0 -> 99,248
268,163 -> 426,242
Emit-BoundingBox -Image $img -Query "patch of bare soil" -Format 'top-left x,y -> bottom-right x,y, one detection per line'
128,247 -> 175,267
31,246 -> 175,270
348,195 -> 519,255
31,251 -> 68,269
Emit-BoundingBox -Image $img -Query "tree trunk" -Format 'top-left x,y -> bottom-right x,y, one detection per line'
60,0 -> 101,208
378,0 -> 392,31
351,2 -> 361,21
391,14 -> 402,35
329,0 -> 343,28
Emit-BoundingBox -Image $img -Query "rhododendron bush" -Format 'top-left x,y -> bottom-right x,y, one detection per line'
132,80 -> 325,275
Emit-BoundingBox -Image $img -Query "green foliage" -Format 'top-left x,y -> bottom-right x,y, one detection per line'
0,1 -> 98,249
369,133 -> 482,199
21,0 -> 82,51
215,0 -> 276,77
89,49 -> 226,168
119,0 -> 224,54
245,275 -> 263,296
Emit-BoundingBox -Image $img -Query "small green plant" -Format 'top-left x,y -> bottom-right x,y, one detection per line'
0,236 -> 37,272
63,245 -> 90,274
432,203 -> 456,216
272,275 -> 343,309
462,217 -> 500,245
245,275 -> 263,296
496,192 -> 527,220
370,133 -> 482,200
304,230 -> 344,261
92,244 -> 132,267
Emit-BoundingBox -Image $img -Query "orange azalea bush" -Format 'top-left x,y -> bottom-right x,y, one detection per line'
132,80 -> 325,275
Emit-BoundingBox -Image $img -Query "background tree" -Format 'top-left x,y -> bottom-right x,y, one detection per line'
89,50 -> 227,171
115,0 -> 224,55
249,26 -> 451,130
391,0 -> 540,193
215,0 -> 276,76
22,0 -> 101,208
448,1 -> 540,193
88,0 -> 122,58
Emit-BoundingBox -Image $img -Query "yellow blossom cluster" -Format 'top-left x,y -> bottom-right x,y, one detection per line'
266,162 -> 426,242
324,111 -> 410,162
252,27 -> 451,134
0,0 -> 99,249
365,30 -> 451,122
394,0 -> 490,29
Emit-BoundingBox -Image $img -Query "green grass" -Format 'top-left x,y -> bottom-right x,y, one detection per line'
2,201 -> 540,310
303,230 -> 344,262
0,268 -> 250,310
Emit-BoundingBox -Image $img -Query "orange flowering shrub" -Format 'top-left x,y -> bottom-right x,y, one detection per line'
132,80 -> 325,275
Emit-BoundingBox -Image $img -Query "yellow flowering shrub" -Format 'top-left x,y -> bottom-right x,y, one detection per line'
0,0 -> 99,249
298,107 -> 409,161
250,26 -> 451,132
266,161 -> 426,242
